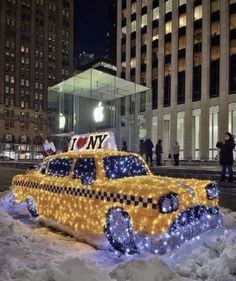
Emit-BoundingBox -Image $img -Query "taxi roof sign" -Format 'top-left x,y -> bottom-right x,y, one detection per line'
68,131 -> 117,152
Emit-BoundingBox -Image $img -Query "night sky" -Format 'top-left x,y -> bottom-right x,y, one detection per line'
74,0 -> 110,58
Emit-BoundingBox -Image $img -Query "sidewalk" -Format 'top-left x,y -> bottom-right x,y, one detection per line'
152,164 -> 225,181
151,164 -> 236,211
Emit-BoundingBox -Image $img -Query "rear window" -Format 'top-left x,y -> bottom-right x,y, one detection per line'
48,158 -> 73,177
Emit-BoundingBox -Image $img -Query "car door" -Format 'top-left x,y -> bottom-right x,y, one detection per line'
72,157 -> 98,233
36,157 -> 73,219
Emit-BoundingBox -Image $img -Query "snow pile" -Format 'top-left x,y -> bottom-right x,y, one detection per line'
1,191 -> 236,281
110,259 -> 184,281
170,232 -> 236,281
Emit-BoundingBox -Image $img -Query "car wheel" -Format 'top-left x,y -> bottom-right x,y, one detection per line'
26,196 -> 38,217
104,207 -> 137,254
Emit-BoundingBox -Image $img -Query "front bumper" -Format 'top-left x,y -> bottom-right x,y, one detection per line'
135,205 -> 222,255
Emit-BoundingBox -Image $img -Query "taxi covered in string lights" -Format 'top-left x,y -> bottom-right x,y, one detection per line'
10,132 -> 221,254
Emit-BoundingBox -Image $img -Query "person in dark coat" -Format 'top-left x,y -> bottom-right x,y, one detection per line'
139,139 -> 145,157
155,139 -> 163,166
216,132 -> 235,182
144,139 -> 153,166
122,141 -> 128,151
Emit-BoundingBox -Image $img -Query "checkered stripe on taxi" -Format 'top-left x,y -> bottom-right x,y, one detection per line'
13,180 -> 158,209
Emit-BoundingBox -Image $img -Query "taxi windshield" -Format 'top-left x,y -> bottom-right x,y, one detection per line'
103,155 -> 148,180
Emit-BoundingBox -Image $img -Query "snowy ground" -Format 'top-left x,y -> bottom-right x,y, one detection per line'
1,191 -> 236,281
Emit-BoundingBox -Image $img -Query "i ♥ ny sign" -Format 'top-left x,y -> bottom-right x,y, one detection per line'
68,132 -> 117,151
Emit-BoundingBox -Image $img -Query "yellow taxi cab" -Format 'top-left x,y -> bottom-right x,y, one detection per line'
10,132 -> 220,254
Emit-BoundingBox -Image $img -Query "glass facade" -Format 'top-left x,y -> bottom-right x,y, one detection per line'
48,69 -> 149,151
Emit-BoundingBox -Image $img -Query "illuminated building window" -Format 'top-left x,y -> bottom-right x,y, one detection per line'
209,106 -> 219,160
153,27 -> 159,41
177,112 -> 185,160
165,42 -> 171,56
165,21 -> 172,34
142,0 -> 147,8
131,2 -> 136,14
48,158 -> 73,177
194,5 -> 202,21
141,14 -> 147,27
179,36 -> 186,50
153,7 -> 159,21
131,20 -> 136,32
179,0 -> 186,5
165,0 -> 172,14
121,61 -> 126,68
141,33 -> 147,45
211,21 -> 220,37
192,109 -> 201,160
141,53 -> 147,64
130,58 -> 136,69
179,14 -> 186,28
211,0 -> 219,13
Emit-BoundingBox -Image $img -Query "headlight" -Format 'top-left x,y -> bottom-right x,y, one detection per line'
205,183 -> 219,200
158,193 -> 179,214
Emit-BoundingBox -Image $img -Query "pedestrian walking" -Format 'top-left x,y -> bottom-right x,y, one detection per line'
122,141 -> 128,151
155,139 -> 163,166
139,139 -> 145,157
173,141 -> 180,166
216,132 -> 235,182
144,138 -> 154,166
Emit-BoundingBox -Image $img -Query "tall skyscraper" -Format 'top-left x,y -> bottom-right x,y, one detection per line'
105,0 -> 117,61
116,0 -> 236,160
0,0 -> 73,149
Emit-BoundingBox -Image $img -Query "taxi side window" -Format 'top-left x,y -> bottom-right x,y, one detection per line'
73,158 -> 96,185
48,158 -> 73,177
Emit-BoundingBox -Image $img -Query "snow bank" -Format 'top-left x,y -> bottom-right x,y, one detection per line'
110,259 -> 184,281
1,191 -> 236,281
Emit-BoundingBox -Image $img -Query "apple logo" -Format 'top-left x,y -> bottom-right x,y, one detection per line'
59,113 -> 66,129
93,102 -> 104,123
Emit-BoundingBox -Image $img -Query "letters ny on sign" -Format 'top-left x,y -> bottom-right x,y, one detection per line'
68,132 -> 117,151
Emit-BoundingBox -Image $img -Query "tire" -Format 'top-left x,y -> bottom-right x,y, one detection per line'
26,196 -> 38,217
104,207 -> 137,254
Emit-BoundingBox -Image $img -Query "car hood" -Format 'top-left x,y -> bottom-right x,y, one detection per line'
101,175 -> 211,199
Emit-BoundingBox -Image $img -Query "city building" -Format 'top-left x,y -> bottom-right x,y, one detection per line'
116,0 -> 236,160
75,53 -> 117,75
105,0 -> 117,61
0,0 -> 73,159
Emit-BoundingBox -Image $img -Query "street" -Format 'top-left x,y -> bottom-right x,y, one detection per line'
0,166 -> 25,192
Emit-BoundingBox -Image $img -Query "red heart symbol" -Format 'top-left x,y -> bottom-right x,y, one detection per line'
76,137 -> 88,149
